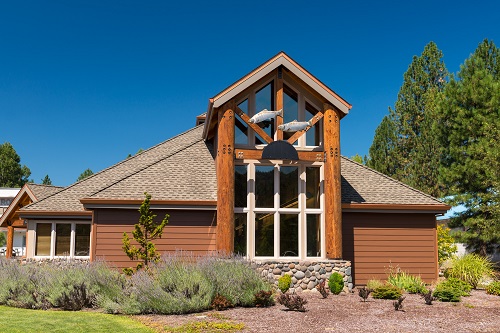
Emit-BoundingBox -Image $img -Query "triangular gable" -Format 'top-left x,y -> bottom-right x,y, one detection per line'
203,51 -> 352,140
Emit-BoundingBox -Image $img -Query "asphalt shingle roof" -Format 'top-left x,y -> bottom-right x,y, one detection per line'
22,125 -> 445,213
27,184 -> 64,201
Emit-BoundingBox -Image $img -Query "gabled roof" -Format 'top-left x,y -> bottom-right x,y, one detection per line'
20,125 -> 217,215
203,51 -> 352,140
0,184 -> 63,226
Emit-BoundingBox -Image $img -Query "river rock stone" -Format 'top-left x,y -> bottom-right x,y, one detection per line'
295,271 -> 305,279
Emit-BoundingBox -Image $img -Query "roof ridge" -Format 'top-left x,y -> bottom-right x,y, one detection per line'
27,125 -> 204,209
88,137 -> 206,198
341,156 -> 445,205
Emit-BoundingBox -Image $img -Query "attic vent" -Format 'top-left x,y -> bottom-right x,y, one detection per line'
262,140 -> 299,161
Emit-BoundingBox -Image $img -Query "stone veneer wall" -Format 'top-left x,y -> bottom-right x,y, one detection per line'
253,260 -> 352,293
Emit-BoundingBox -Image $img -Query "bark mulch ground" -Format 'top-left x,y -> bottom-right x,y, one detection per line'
134,289 -> 500,333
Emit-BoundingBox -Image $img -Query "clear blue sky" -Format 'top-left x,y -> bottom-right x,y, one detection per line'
1,1 -> 499,187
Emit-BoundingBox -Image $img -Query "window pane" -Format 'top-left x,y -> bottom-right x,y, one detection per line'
283,85 -> 298,143
234,213 -> 247,256
306,167 -> 321,208
75,224 -> 90,256
255,82 -> 274,143
307,215 -> 321,257
35,223 -> 51,256
255,213 -> 274,256
280,214 -> 298,257
306,102 -> 321,146
280,166 -> 298,208
55,224 -> 71,256
255,165 -> 274,208
235,99 -> 249,145
235,165 -> 247,208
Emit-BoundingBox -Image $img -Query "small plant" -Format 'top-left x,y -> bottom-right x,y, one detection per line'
486,281 -> 500,296
393,296 -> 405,311
165,321 -> 245,332
56,282 -> 93,311
358,286 -> 372,302
278,275 -> 292,293
387,268 -> 427,294
463,303 -> 474,308
211,294 -> 233,311
328,272 -> 344,295
442,278 -> 472,296
366,279 -> 384,290
277,293 -> 307,312
253,290 -> 274,307
444,254 -> 494,288
372,284 -> 403,300
421,289 -> 436,305
433,280 -> 465,303
315,280 -> 329,298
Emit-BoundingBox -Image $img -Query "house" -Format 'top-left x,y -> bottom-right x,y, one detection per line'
12,52 -> 449,285
0,185 -> 63,257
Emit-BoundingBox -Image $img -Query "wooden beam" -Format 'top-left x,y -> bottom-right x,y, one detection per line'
234,106 -> 273,144
234,148 -> 324,162
216,101 -> 235,253
276,68 -> 284,140
324,103 -> 342,259
286,111 -> 324,145
6,224 -> 14,259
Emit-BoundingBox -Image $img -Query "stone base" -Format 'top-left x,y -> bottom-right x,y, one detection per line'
252,260 -> 353,292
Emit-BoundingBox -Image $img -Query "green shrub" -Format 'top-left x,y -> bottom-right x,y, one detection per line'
278,275 -> 292,293
433,278 -> 472,302
437,224 -> 457,264
372,284 -> 403,300
486,281 -> 500,296
328,272 -> 344,295
366,279 -> 384,290
445,254 -> 494,288
387,270 -> 427,294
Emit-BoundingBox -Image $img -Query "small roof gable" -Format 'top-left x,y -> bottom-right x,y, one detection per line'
203,51 -> 352,139
0,184 -> 63,227
21,125 -> 216,215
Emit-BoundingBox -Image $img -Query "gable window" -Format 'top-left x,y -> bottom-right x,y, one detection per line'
32,222 -> 90,258
234,162 -> 324,259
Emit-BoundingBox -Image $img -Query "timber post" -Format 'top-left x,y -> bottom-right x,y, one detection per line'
6,222 -> 14,259
324,103 -> 342,259
216,100 -> 236,253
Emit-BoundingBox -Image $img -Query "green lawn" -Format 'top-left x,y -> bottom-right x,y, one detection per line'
0,306 -> 154,333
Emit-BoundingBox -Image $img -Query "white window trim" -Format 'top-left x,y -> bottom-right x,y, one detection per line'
29,221 -> 91,259
236,161 -> 324,261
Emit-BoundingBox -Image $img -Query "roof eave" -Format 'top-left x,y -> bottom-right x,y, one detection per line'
341,203 -> 451,213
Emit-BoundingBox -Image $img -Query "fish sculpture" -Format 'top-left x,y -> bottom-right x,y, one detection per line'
248,109 -> 283,124
278,120 -> 312,132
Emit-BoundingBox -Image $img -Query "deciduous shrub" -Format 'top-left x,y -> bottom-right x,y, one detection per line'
437,224 -> 457,264
277,293 -> 307,312
433,278 -> 472,302
315,280 -> 329,298
253,290 -> 274,307
211,294 -> 233,311
328,272 -> 344,295
372,284 -> 403,300
445,254 -> 494,288
278,275 -> 292,293
358,287 -> 372,302
485,281 -> 500,296
421,289 -> 436,305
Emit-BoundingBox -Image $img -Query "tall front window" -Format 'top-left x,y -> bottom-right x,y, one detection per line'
33,222 -> 91,258
234,163 -> 323,259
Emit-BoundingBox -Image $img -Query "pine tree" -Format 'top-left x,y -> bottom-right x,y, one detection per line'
122,192 -> 169,273
438,39 -> 500,256
368,42 -> 447,197
41,175 -> 52,185
77,168 -> 94,181
0,142 -> 31,187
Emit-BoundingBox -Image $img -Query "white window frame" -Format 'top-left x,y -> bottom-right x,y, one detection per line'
30,221 -> 91,259
235,160 -> 324,260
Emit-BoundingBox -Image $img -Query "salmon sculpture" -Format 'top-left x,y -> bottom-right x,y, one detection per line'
278,120 -> 312,132
248,109 -> 283,124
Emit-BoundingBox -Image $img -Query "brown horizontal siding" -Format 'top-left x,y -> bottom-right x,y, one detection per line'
93,209 -> 216,269
342,212 -> 438,286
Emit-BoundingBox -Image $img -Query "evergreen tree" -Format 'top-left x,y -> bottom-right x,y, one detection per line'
0,142 -> 31,187
368,42 -> 447,197
77,168 -> 94,182
438,39 -> 500,256
350,154 -> 365,164
122,192 -> 169,273
41,175 -> 52,185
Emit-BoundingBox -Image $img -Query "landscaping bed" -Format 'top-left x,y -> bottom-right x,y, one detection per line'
136,289 -> 500,333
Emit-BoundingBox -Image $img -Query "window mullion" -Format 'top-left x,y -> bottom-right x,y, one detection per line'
274,165 -> 279,258
51,222 -> 56,258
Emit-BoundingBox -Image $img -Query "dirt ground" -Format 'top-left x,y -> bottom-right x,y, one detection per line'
135,289 -> 500,333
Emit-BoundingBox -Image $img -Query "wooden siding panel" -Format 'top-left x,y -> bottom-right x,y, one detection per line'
93,209 -> 216,268
342,212 -> 438,286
